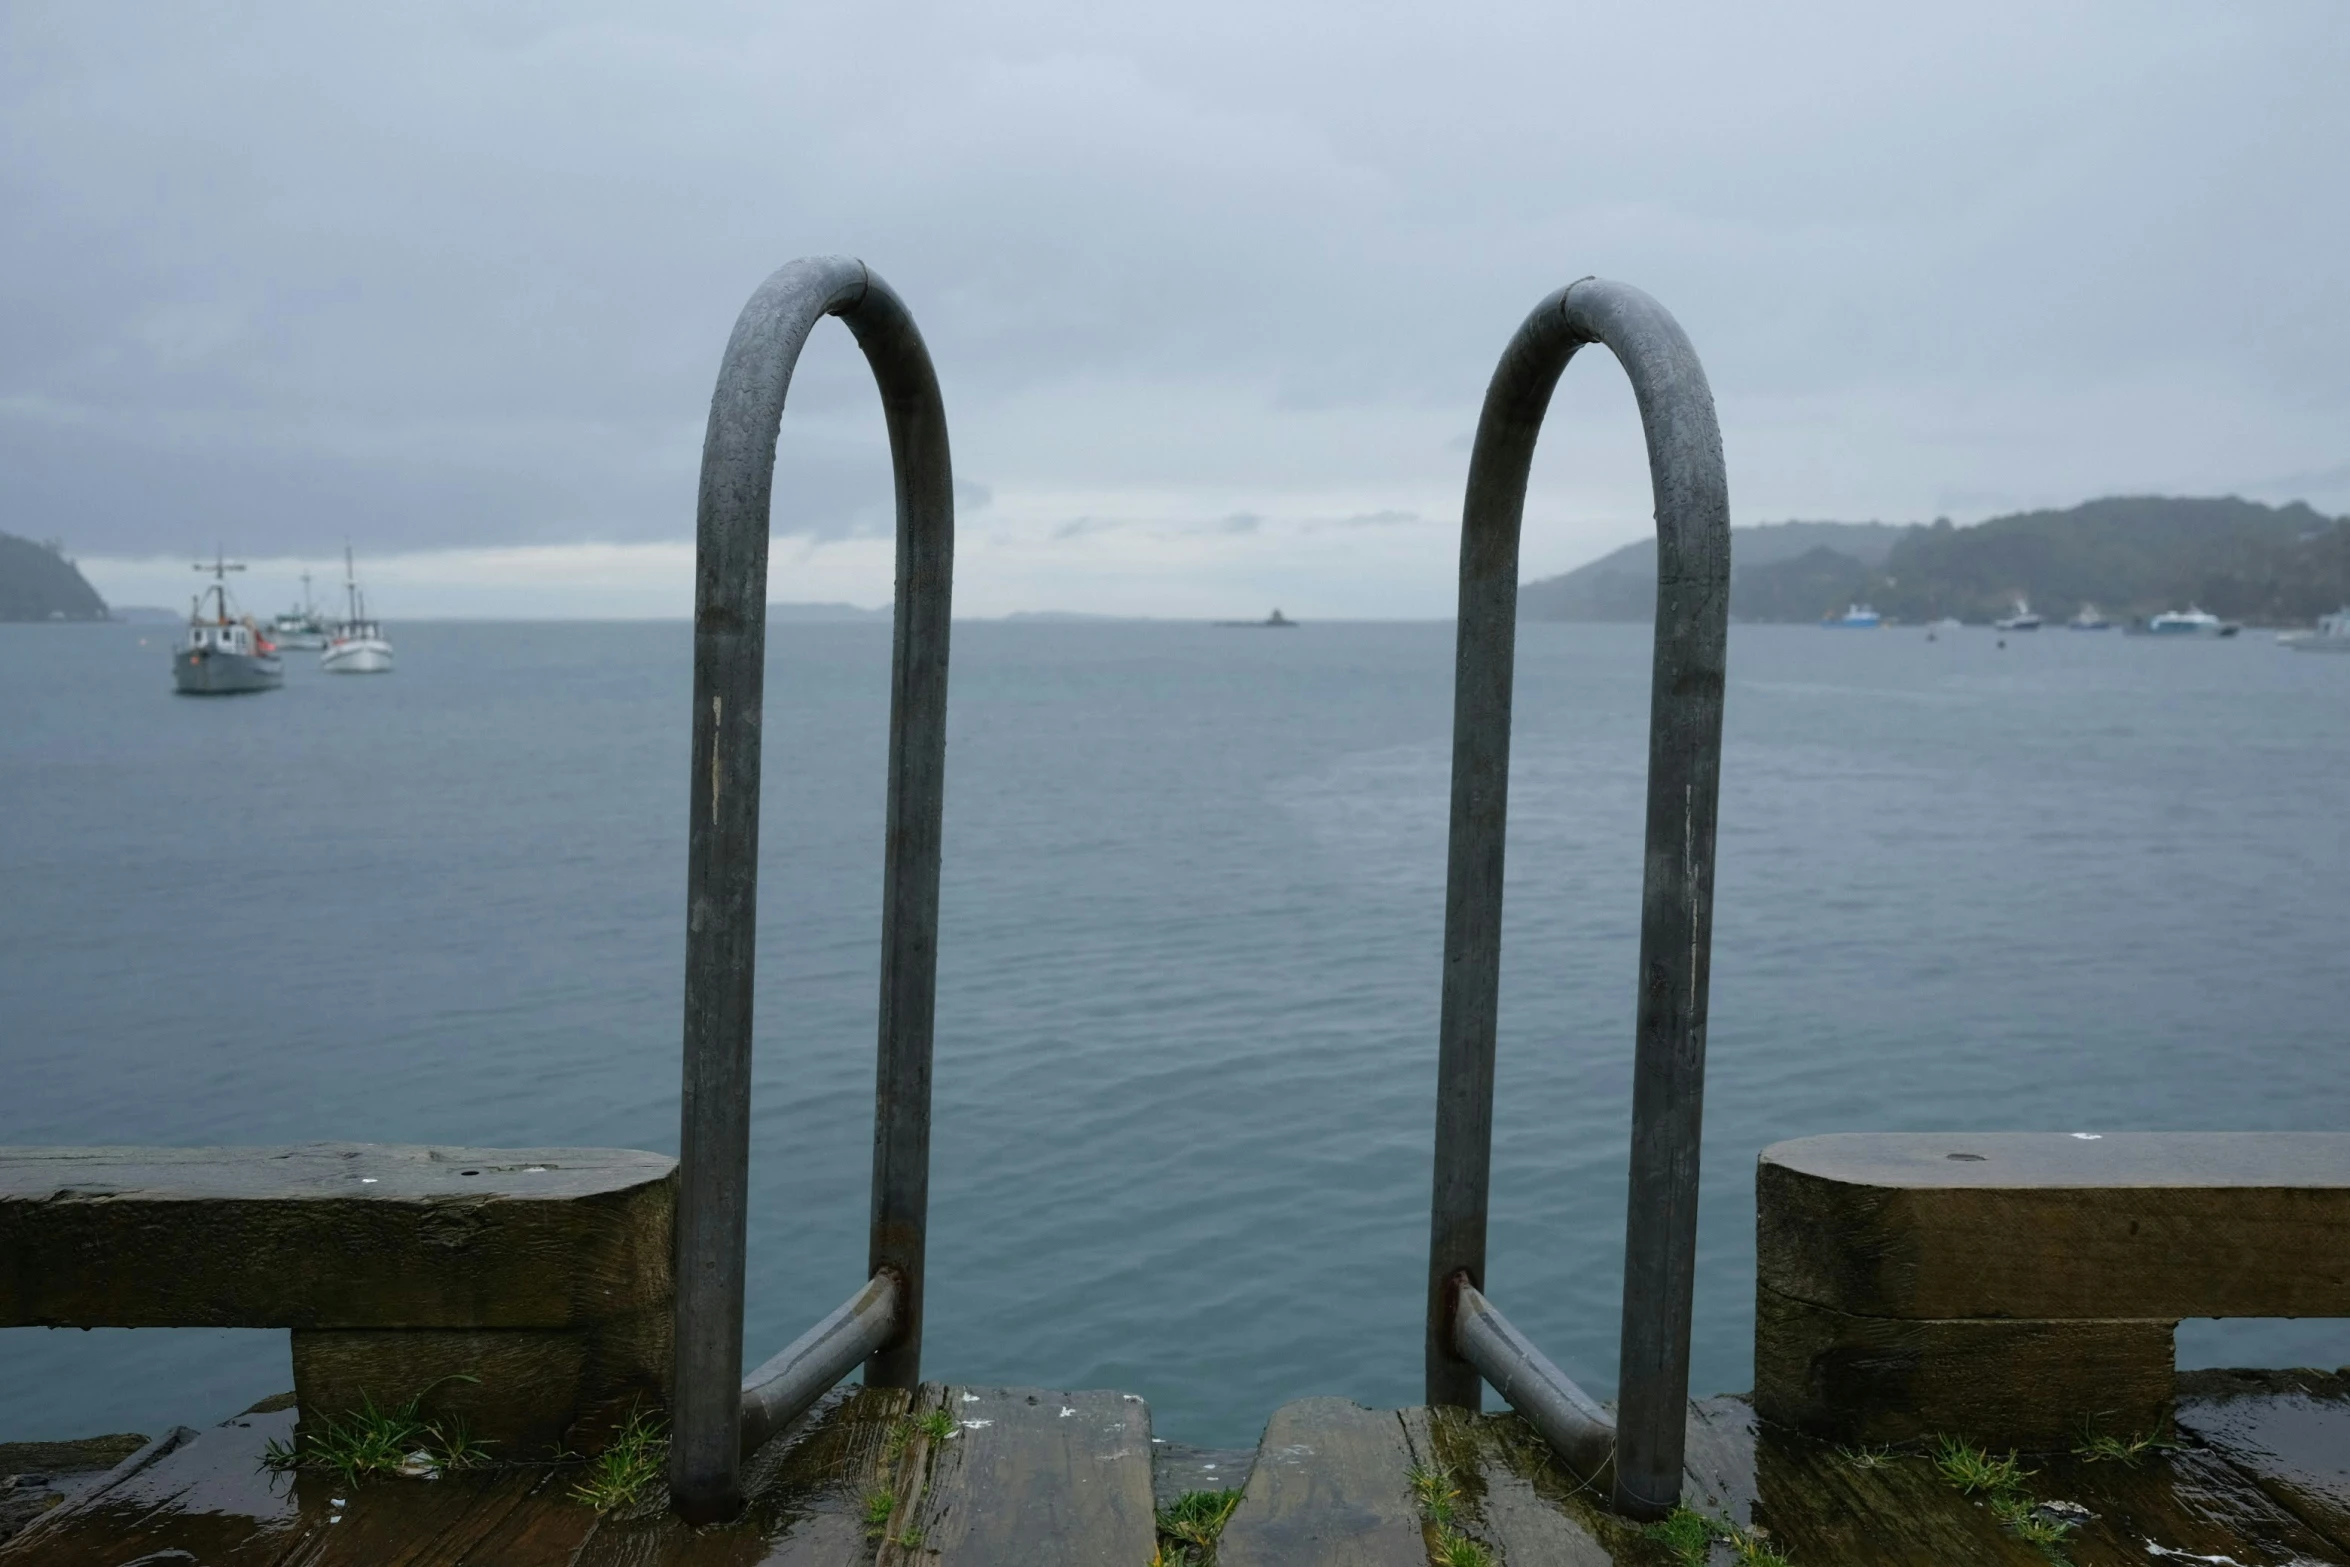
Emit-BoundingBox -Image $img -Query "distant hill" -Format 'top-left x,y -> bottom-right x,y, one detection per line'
1520,521 -> 1918,622
1522,498 -> 2350,624
0,532 -> 109,621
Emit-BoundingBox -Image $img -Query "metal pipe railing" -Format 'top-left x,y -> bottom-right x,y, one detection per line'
738,1270 -> 902,1456
671,256 -> 955,1522
1451,1279 -> 1614,1487
1423,277 -> 1730,1520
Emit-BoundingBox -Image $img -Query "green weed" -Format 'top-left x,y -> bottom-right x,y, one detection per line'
567,1407 -> 667,1514
1834,1442 -> 1896,1471
2073,1417 -> 2176,1467
1928,1433 -> 2081,1562
1989,1494 -> 2079,1548
1406,1463 -> 1460,1526
1153,1487 -> 1241,1565
258,1376 -> 495,1487
1931,1435 -> 2031,1496
426,1416 -> 495,1472
862,1488 -> 897,1538
1432,1526 -> 1495,1567
1642,1505 -> 1790,1567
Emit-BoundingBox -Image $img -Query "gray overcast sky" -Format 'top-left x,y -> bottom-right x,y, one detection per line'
6,2 -> 2346,616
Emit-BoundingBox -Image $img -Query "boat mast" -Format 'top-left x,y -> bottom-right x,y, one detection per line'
192,548 -> 245,621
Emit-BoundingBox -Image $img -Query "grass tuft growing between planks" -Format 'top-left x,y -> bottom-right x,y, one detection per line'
260,1387 -> 497,1488
2073,1416 -> 2178,1467
567,1407 -> 668,1514
1928,1434 -> 2083,1562
1643,1504 -> 1792,1567
1405,1462 -> 1497,1567
1153,1487 -> 1241,1566
1931,1434 -> 2033,1496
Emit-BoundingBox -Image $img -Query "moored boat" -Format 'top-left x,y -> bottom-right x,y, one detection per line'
322,544 -> 395,674
1824,603 -> 1882,628
174,553 -> 282,695
1993,597 -> 2042,631
2069,603 -> 2111,630
2280,608 -> 2350,653
269,570 -> 331,650
2136,605 -> 2240,638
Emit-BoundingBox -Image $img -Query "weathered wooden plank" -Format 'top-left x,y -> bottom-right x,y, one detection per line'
2016,1440 -> 2348,1566
1403,1406 -> 1614,1566
0,1144 -> 676,1330
0,1409 -> 312,1565
748,1384 -> 916,1565
1754,1284 -> 2175,1447
0,1433 -> 149,1546
876,1386 -> 1156,1567
1759,1132 -> 2350,1319
1725,1389 -> 2349,1567
436,1467 -> 603,1567
565,1386 -> 916,1567
1748,1426 -> 2048,1566
2176,1367 -> 2350,1550
1216,1398 -> 1424,1567
1677,1394 -> 1758,1524
282,1465 -> 565,1567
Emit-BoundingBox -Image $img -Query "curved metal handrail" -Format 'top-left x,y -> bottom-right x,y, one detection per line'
671,256 -> 955,1521
1424,277 -> 1730,1518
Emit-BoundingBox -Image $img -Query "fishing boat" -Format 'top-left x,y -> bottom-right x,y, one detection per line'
1823,603 -> 1882,628
2280,608 -> 2350,653
268,570 -> 331,650
2069,603 -> 2112,631
321,545 -> 395,674
1993,598 -> 2043,631
2137,605 -> 2240,638
173,553 -> 282,695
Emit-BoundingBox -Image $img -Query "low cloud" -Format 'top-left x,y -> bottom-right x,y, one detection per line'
7,3 -> 2346,615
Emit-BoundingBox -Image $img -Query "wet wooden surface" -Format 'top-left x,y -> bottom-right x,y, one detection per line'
1217,1398 -> 1425,1567
879,1386 -> 1155,1565
12,1373 -> 2350,1563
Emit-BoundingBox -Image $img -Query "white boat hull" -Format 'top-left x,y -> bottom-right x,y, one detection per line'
322,638 -> 395,674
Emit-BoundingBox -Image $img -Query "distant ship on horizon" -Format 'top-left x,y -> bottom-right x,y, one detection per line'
1217,608 -> 1299,628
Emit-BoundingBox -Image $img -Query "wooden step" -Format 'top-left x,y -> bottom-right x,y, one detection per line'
573,1383 -> 912,1565
15,1378 -> 2350,1564
875,1385 -> 1158,1566
1216,1398 -> 1427,1567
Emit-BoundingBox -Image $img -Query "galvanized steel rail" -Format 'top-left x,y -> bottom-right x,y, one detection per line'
671,256 -> 955,1521
1425,277 -> 1730,1519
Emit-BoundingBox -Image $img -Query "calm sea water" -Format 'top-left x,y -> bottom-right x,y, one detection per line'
3,618 -> 2346,1446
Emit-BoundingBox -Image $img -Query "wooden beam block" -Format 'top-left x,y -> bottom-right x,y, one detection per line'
1754,1285 -> 2174,1449
291,1328 -> 590,1457
0,1145 -> 675,1330
1759,1133 -> 2350,1320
